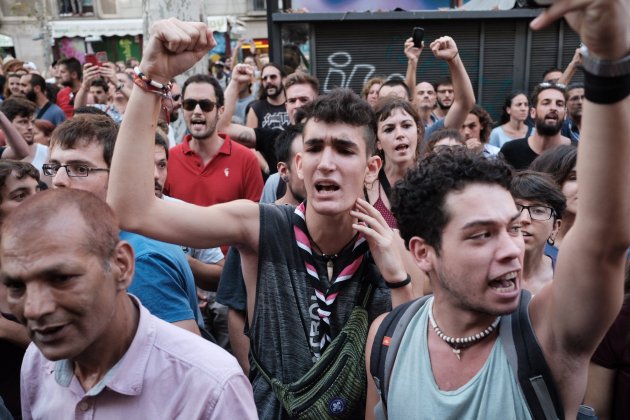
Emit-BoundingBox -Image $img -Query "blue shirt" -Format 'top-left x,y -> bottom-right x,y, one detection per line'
121,231 -> 203,329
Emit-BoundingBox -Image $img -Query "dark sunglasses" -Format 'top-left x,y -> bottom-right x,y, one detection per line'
182,99 -> 216,112
172,93 -> 181,101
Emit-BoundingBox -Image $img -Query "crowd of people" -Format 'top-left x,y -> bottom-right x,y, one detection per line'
0,0 -> 629,418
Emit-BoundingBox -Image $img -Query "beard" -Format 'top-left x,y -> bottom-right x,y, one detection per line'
265,84 -> 282,100
535,114 -> 563,136
437,99 -> 451,110
25,90 -> 37,102
190,112 -> 219,140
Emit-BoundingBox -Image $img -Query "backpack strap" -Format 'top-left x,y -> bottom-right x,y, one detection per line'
500,290 -> 565,420
370,295 -> 432,416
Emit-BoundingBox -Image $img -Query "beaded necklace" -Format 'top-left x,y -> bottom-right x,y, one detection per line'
428,299 -> 501,360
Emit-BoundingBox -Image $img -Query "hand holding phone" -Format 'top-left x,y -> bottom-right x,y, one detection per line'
412,27 -> 424,49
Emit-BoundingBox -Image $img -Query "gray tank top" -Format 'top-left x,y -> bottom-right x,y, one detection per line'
387,297 -> 532,419
250,204 -> 392,419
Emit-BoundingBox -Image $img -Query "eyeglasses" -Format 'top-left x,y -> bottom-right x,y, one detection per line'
516,204 -> 555,221
538,82 -> 567,90
42,163 -> 110,177
182,99 -> 216,112
172,94 -> 181,101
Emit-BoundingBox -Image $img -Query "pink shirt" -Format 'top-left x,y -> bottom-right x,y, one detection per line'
20,296 -> 257,420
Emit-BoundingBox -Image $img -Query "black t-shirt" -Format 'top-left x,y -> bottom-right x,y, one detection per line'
0,313 -> 25,418
249,100 -> 289,130
254,128 -> 282,174
499,138 -> 539,170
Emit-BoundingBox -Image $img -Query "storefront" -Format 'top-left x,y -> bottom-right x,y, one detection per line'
50,18 -> 143,64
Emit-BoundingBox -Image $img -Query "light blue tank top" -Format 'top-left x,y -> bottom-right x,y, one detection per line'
387,297 -> 532,420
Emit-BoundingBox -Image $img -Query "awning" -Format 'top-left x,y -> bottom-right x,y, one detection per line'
50,19 -> 143,38
0,34 -> 14,47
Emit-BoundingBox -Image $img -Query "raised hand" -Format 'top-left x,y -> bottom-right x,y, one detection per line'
231,63 -> 254,85
531,0 -> 630,60
139,18 -> 216,84
430,36 -> 459,62
351,198 -> 407,284
404,37 -> 423,63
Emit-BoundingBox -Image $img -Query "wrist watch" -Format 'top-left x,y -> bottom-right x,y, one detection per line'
580,45 -> 630,77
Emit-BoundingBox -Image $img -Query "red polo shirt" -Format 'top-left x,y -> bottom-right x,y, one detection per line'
164,133 -> 263,207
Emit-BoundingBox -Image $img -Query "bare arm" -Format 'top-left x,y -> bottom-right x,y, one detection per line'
403,37 -> 422,103
73,63 -> 101,108
0,111 -> 30,159
0,316 -> 30,348
431,37 -> 475,130
245,107 -> 258,128
558,48 -> 582,86
223,123 -> 257,148
529,0 -> 630,413
583,363 -> 614,420
219,63 -> 254,131
187,256 -> 224,291
228,308 -> 250,374
107,19 -> 260,253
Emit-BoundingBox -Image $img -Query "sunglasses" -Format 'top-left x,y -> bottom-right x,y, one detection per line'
172,93 -> 181,101
182,99 -> 216,112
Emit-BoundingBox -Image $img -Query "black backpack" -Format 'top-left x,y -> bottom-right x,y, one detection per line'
369,290 -> 597,420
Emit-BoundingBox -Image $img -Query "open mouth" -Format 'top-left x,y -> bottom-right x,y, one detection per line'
395,144 -> 410,152
315,183 -> 340,193
488,271 -> 517,293
32,325 -> 66,342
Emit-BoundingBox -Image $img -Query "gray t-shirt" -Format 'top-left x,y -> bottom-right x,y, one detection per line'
250,204 -> 392,419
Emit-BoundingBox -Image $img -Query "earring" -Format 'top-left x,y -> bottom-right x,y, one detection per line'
547,236 -> 555,246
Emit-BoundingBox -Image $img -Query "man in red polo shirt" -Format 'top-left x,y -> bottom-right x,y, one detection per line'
164,74 -> 263,207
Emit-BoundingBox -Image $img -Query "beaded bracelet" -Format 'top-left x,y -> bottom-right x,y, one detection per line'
384,274 -> 411,289
133,66 -> 172,93
132,73 -> 174,125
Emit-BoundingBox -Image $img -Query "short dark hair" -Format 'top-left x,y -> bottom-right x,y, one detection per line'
529,144 -> 577,187
182,74 -> 224,108
510,170 -> 566,219
73,106 -> 111,118
374,96 -> 423,158
0,160 -> 39,204
469,105 -> 494,143
28,73 -> 47,93
275,124 -> 303,164
301,88 -> 376,157
542,67 -> 562,81
51,114 -> 118,167
434,77 -> 453,91
1,188 -> 119,263
531,83 -> 567,108
284,72 -> 319,94
392,148 -> 513,252
379,79 -> 411,101
58,57 -> 82,80
423,128 -> 465,155
90,78 -> 109,93
155,131 -> 169,160
567,82 -> 584,92
0,97 -> 36,121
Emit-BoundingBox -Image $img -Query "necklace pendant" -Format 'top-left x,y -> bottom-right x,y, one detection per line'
453,348 -> 461,360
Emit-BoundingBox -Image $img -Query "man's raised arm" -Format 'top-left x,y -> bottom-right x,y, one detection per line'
107,19 -> 259,251
529,0 -> 630,410
433,36 -> 475,130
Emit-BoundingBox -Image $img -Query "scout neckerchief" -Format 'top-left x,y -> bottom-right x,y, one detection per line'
293,201 -> 369,350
